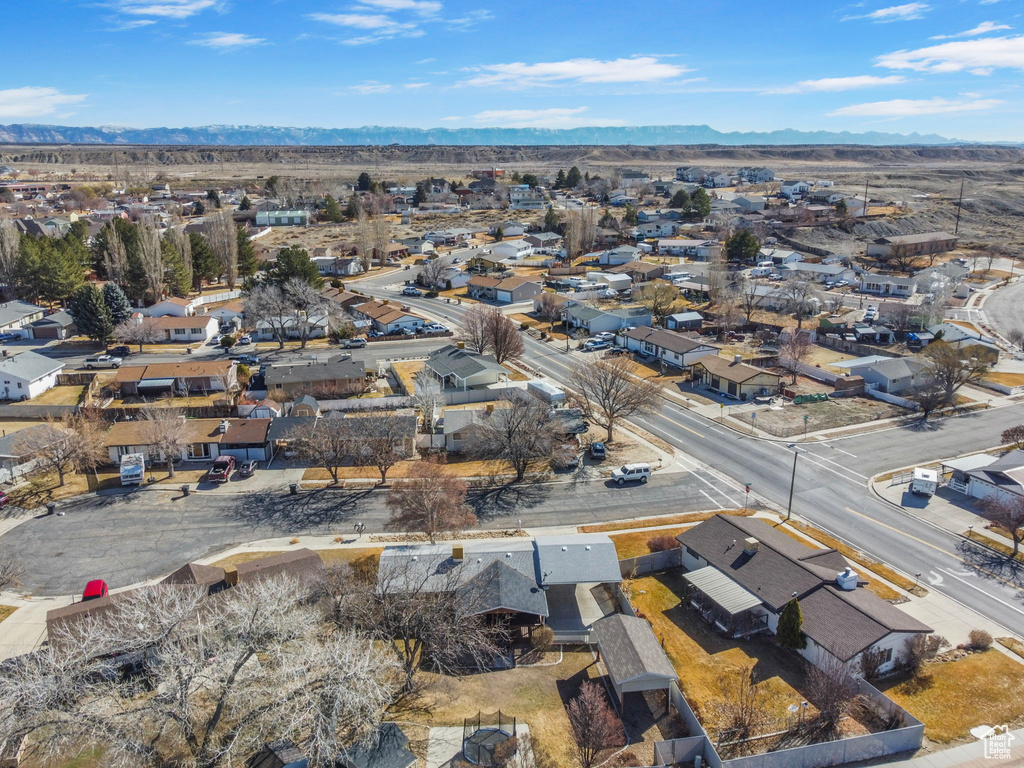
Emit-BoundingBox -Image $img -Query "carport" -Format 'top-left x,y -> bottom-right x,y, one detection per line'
592,614 -> 677,709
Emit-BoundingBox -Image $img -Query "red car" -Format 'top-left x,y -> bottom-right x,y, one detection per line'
0,491 -> 9,509
82,580 -> 109,602
208,456 -> 236,482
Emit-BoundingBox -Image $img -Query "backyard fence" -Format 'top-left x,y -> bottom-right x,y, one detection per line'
194,290 -> 241,307
979,378 -> 1024,396
619,549 -> 681,578
818,335 -> 900,359
0,404 -> 78,419
864,385 -> 919,411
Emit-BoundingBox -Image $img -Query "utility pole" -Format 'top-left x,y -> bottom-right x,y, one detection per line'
954,175 -> 965,235
863,177 -> 869,216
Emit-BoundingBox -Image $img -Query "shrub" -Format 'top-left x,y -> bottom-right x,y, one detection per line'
330,278 -> 344,289
647,535 -> 681,553
611,752 -> 641,767
859,646 -> 888,681
520,322 -> 530,331
969,629 -> 993,651
904,634 -> 948,675
531,625 -> 555,652
219,334 -> 237,348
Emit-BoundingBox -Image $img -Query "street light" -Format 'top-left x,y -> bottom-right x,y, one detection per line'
785,444 -> 808,522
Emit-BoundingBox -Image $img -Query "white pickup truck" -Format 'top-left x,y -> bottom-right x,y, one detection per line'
84,355 -> 123,370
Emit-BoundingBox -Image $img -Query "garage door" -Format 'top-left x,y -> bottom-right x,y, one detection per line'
32,326 -> 60,339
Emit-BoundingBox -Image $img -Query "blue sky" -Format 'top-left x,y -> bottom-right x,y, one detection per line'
2,0 -> 1023,140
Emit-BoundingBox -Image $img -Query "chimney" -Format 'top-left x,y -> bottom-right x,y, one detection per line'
733,354 -> 743,365
457,340 -> 466,350
224,566 -> 239,587
218,419 -> 230,434
742,537 -> 759,555
836,567 -> 859,591
452,544 -> 464,562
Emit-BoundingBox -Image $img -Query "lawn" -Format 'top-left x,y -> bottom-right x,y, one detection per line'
15,385 -> 85,406
628,571 -> 823,741
0,419 -> 48,436
962,529 -> 1024,564
9,472 -> 93,507
391,361 -> 424,395
302,456 -> 552,482
210,547 -> 383,575
580,509 -> 750,534
983,372 -> 1024,388
109,392 -> 231,409
880,650 -> 1024,742
611,528 -> 687,559
0,605 -> 17,624
997,637 -> 1024,658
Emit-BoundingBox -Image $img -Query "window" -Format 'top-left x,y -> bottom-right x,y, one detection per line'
16,383 -> 21,389
187,443 -> 210,459
190,327 -> 202,335
882,647 -> 893,664
174,328 -> 186,336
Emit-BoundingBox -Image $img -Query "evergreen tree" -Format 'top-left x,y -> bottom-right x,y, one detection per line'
521,173 -> 540,188
102,282 -> 133,325
356,172 -> 372,191
345,193 -> 362,219
189,232 -> 220,289
691,188 -> 711,218
236,225 -> 259,278
269,246 -> 323,288
834,198 -> 848,217
555,169 -> 567,189
412,183 -> 427,206
206,189 -> 221,208
324,194 -> 343,223
509,171 -> 522,184
777,598 -> 806,649
14,237 -> 43,303
669,189 -> 691,210
192,200 -> 205,216
494,227 -> 504,242
623,205 -> 639,226
566,166 -> 583,188
265,176 -> 279,196
68,284 -> 113,344
598,210 -> 618,230
161,238 -> 192,297
239,195 -> 252,211
543,206 -> 560,232
69,219 -> 90,245
39,238 -> 85,305
725,230 -> 761,262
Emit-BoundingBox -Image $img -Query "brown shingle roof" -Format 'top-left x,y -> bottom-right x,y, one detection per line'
495,276 -> 540,291
230,549 -> 325,584
103,418 -> 261,448
223,418 -> 271,444
117,360 -> 234,382
161,562 -> 227,590
693,355 -> 778,384
623,326 -> 718,356
468,276 -> 500,288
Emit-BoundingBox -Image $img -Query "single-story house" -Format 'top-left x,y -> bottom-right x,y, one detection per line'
619,327 -> 719,369
524,232 -> 563,252
0,351 -> 65,401
313,256 -> 363,277
926,323 -> 1000,362
153,315 -> 219,343
147,297 -> 198,318
206,299 -> 245,326
467,275 -> 543,303
103,417 -> 273,465
778,262 -> 857,284
636,220 -> 680,238
350,300 -> 426,334
866,232 -> 958,259
942,450 -> 1024,504
0,300 -> 46,337
402,238 -> 436,255
840,356 -> 930,395
265,357 -> 370,396
254,313 -> 330,341
596,245 -> 643,266
322,288 -> 367,310
0,423 -> 65,483
664,311 -> 704,331
114,360 -> 237,396
760,248 -> 804,265
656,239 -> 720,259
490,239 -> 533,261
860,275 -> 917,298
565,305 -> 653,336
255,210 -> 310,227
27,310 -> 77,340
678,515 -> 932,674
606,261 -> 666,283
691,355 -> 781,400
425,345 -> 508,390
734,195 -> 767,212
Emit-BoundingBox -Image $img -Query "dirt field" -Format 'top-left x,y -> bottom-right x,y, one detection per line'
733,396 -> 908,437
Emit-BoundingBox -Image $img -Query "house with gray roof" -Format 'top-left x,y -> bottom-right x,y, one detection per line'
425,345 -> 509,391
565,305 -> 653,336
925,322 -> 1000,362
619,326 -> 718,369
264,356 -> 371,397
945,449 -> 1024,505
0,350 -> 65,400
841,355 -> 930,394
860,274 -> 917,298
27,309 -> 77,340
677,515 -> 931,674
0,423 -> 64,483
593,614 -> 678,707
778,261 -> 857,284
0,300 -> 46,337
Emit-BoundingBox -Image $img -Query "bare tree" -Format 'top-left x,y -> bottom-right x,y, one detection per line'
342,412 -> 413,484
285,277 -> 334,349
564,208 -> 598,260
460,303 -> 491,354
1001,425 -> 1024,450
0,217 -> 19,300
979,495 -> 1024,556
633,281 -> 681,325
889,242 -> 918,274
386,462 -> 477,543
779,329 -> 812,384
65,408 -> 108,483
804,659 -> 862,736
825,290 -> 846,316
713,666 -> 772,750
1007,328 -> 1024,351
737,275 -> 765,323
923,340 -> 990,406
114,316 -> 163,352
716,287 -> 744,335
468,395 -> 564,482
355,208 -> 373,273
906,382 -> 947,422
412,373 -> 444,433
568,356 -> 660,442
244,282 -> 292,349
883,302 -> 918,340
289,420 -> 348,483
706,249 -> 729,307
487,307 -> 525,364
137,218 -> 165,303
567,681 -> 624,768
141,409 -> 190,478
0,551 -> 22,592
205,209 -> 239,289
534,292 -> 564,333
419,256 -> 447,291
2,575 -> 401,768
29,418 -> 80,487
903,634 -> 948,676
104,220 -> 130,287
776,277 -> 818,329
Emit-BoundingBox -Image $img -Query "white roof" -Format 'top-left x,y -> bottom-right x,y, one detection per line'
683,566 -> 763,615
833,355 -> 896,370
941,454 -> 998,472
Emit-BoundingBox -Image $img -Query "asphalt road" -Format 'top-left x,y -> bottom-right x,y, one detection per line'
981,277 -> 1024,341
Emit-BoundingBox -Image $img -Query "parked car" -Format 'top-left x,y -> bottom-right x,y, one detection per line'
606,347 -> 628,356
0,491 -> 9,509
208,456 -> 236,483
342,337 -> 367,348
834,280 -> 849,287
0,333 -> 20,342
109,345 -> 132,357
589,442 -> 607,460
239,335 -> 252,345
238,459 -> 258,478
583,340 -> 611,352
611,463 -> 651,486
235,354 -> 260,366
84,355 -> 122,369
82,580 -> 109,602
593,332 -> 616,342
402,287 -> 423,297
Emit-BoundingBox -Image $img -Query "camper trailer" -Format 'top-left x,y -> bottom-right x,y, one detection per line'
119,453 -> 145,486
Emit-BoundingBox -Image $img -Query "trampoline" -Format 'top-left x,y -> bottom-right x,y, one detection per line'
462,711 -> 517,767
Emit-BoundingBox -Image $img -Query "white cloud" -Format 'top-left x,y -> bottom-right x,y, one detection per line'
190,32 -> 266,49
0,87 -> 88,119
843,2 -> 930,21
876,35 -> 1024,72
930,21 -> 1012,39
355,0 -> 442,15
403,82 -> 429,89
460,57 -> 689,88
112,18 -> 157,29
767,75 -> 908,93
465,107 -> 626,128
114,0 -> 218,18
350,82 -> 393,94
416,57 -> 436,64
828,96 -> 1003,116
309,11 -> 423,43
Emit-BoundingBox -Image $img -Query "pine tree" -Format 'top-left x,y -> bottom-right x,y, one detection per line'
345,193 -> 362,219
102,282 -> 133,325
270,246 -> 322,288
543,206 -> 560,232
68,284 -> 113,344
555,169 -> 567,189
494,227 -> 504,242
236,225 -> 259,278
412,184 -> 427,206
669,189 -> 691,210
691,188 -> 711,218
39,238 -> 85,305
239,195 -> 252,211
726,230 -> 761,262
206,189 -> 221,208
189,232 -> 220,289
777,598 -> 806,649
192,200 -> 205,216
324,194 -> 343,223
566,166 -> 583,188
623,204 -> 639,226
357,172 -> 372,191
162,238 -> 192,297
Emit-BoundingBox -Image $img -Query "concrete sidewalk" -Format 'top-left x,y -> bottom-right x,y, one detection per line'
881,726 -> 1024,767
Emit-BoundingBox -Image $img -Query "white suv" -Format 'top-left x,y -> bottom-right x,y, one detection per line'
611,463 -> 651,486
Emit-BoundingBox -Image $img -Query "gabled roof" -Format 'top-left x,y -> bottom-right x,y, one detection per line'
535,534 -> 622,585
153,315 -> 217,330
338,723 -> 416,768
115,360 -> 234,382
693,355 -> 778,384
622,326 -> 717,355
0,350 -> 64,382
458,560 -> 550,617
592,614 -> 678,684
426,345 -> 506,380
0,300 -> 45,327
232,549 -> 324,584
0,423 -> 63,459
161,562 -> 226,590
849,356 -> 928,381
265,358 -> 367,387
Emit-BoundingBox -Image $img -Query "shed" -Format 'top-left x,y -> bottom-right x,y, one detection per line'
592,614 -> 678,707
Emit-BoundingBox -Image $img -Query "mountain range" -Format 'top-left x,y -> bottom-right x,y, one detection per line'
0,123 -> 970,147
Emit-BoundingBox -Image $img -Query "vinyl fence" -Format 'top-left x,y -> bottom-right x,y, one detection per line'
618,549 -> 681,578
194,290 -> 241,307
818,335 -> 900,359
865,385 -> 919,411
